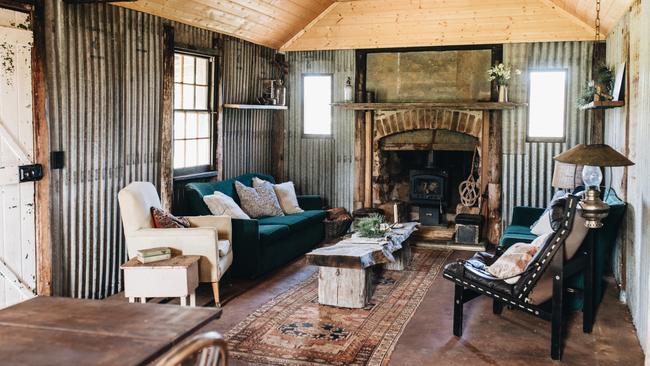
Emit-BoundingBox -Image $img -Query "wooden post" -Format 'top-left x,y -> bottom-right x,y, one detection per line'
160,24 -> 175,209
353,51 -> 367,209
271,110 -> 285,182
213,35 -> 224,181
364,111 -> 373,207
591,42 -> 607,144
354,111 -> 365,209
487,111 -> 502,245
32,0 -> 52,296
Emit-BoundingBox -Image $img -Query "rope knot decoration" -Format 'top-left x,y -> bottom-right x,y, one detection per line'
458,147 -> 480,207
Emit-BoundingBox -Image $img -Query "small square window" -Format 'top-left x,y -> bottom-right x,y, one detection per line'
303,74 -> 332,136
527,70 -> 567,142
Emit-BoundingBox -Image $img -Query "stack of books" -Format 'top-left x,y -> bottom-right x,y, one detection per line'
137,247 -> 172,263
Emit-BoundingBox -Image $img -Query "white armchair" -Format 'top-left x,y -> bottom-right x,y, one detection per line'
118,182 -> 233,307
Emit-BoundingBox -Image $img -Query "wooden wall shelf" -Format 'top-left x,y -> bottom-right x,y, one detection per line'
579,101 -> 625,110
332,102 -> 526,111
223,104 -> 287,110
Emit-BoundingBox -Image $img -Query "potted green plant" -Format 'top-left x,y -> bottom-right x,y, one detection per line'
578,64 -> 615,108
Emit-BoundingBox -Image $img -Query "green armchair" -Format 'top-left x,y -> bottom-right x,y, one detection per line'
499,189 -> 626,310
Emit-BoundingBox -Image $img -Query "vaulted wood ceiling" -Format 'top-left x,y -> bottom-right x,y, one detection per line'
115,0 -> 336,49
114,0 -> 633,51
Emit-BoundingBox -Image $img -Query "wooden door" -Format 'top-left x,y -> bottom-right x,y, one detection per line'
0,9 -> 36,308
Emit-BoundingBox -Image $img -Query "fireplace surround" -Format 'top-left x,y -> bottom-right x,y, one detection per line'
343,103 -> 513,244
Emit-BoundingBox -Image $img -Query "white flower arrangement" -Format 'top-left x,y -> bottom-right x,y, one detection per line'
487,63 -> 521,86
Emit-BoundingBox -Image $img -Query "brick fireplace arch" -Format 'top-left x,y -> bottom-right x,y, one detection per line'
373,109 -> 483,142
371,108 -> 486,208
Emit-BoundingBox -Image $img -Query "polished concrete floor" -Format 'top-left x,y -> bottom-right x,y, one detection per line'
112,249 -> 646,365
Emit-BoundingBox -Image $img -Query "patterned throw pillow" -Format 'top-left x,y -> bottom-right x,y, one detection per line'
235,180 -> 284,218
487,232 -> 552,284
150,207 -> 190,228
253,177 -> 304,215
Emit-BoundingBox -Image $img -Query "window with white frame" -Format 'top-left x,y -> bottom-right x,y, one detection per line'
303,74 -> 332,136
527,70 -> 567,141
173,52 -> 213,173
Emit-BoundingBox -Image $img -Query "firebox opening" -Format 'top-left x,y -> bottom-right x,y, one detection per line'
379,149 -> 474,223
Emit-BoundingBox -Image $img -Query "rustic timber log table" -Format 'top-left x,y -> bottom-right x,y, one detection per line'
0,296 -> 222,366
306,222 -> 418,308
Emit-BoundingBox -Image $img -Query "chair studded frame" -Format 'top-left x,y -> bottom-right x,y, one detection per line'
513,195 -> 579,301
442,194 -> 583,360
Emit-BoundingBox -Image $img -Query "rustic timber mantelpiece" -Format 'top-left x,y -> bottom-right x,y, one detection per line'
333,102 -> 523,245
306,223 -> 418,308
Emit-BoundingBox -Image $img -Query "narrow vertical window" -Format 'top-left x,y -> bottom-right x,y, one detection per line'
527,70 -> 567,141
303,74 -> 332,136
173,52 -> 214,174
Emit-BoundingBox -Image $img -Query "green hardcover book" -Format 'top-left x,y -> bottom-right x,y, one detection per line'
137,247 -> 172,258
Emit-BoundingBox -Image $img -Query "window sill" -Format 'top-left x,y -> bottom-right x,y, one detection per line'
173,170 -> 218,182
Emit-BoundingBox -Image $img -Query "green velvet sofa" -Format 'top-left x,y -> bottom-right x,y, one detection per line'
185,173 -> 326,279
499,188 -> 626,310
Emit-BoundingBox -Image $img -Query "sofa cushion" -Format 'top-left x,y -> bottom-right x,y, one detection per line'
258,210 -> 326,232
259,224 -> 291,243
203,191 -> 250,219
505,224 -> 534,236
186,173 -> 276,207
235,181 -> 284,218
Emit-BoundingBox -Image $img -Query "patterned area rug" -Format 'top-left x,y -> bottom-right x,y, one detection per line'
226,248 -> 452,366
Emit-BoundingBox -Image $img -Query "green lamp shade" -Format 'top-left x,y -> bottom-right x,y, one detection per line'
554,144 -> 634,167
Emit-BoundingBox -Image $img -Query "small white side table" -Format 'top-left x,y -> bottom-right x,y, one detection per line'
121,255 -> 200,307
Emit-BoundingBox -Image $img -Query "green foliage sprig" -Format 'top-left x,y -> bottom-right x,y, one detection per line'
355,214 -> 386,238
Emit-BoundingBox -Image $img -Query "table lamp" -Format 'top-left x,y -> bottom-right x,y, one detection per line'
554,144 -> 634,228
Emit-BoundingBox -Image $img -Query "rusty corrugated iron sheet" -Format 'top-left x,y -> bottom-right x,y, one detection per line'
604,0 -> 650,351
284,50 -> 356,210
43,1 -> 276,298
502,41 -> 593,223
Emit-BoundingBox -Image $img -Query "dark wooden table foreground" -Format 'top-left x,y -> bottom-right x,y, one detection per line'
0,296 -> 222,366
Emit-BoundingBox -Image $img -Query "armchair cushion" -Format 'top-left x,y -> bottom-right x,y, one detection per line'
218,240 -> 231,257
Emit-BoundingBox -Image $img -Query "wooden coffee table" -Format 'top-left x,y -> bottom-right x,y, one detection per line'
306,223 -> 418,308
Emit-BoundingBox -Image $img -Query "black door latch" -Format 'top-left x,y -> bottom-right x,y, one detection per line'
19,164 -> 44,182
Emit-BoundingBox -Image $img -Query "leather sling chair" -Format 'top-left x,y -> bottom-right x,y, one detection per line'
443,194 -> 592,360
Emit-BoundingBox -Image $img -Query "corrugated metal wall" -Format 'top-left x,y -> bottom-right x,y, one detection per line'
605,0 -> 650,353
44,0 -> 163,298
221,36 -> 277,178
43,0 -> 276,298
501,41 -> 593,223
284,50 -> 355,210
285,43 -> 593,217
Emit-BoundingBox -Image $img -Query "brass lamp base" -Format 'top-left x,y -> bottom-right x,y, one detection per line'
578,187 -> 610,228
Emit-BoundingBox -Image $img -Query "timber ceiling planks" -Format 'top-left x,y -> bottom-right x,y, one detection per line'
113,0 -> 634,50
114,0 -> 336,49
